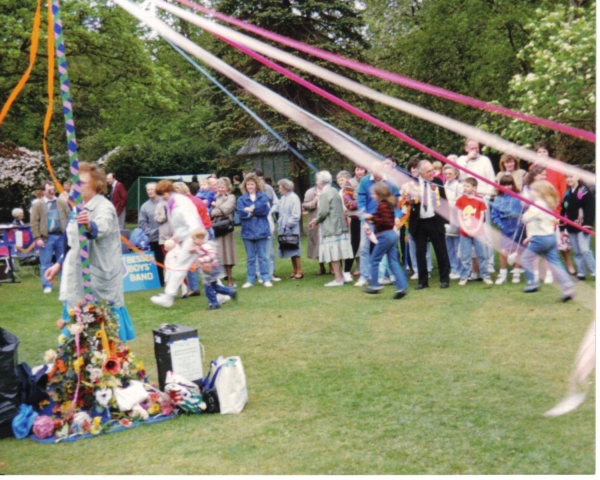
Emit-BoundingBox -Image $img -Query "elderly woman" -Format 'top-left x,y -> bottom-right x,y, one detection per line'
237,173 -> 272,288
211,177 -> 237,287
336,170 -> 359,283
150,180 -> 202,307
309,171 -> 353,287
44,163 -> 135,341
11,208 -> 25,226
302,174 -> 328,275
274,178 -> 303,279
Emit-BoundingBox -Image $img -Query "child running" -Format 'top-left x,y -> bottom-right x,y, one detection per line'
490,175 -> 525,284
520,181 -> 575,301
362,182 -> 408,299
455,177 -> 493,286
190,227 -> 237,310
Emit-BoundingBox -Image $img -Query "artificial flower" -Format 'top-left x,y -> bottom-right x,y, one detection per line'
73,306 -> 82,318
58,334 -> 67,345
89,368 -> 102,383
148,403 -> 161,415
68,323 -> 84,336
68,309 -> 75,318
57,319 -> 66,329
102,357 -> 120,375
95,388 -> 112,408
44,349 -> 57,364
119,419 -> 133,427
121,361 -> 130,376
73,357 -> 85,374
161,405 -> 173,416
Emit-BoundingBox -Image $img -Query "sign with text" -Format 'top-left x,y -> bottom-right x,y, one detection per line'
122,252 -> 161,292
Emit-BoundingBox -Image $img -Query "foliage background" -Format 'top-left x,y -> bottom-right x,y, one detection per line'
0,0 -> 595,222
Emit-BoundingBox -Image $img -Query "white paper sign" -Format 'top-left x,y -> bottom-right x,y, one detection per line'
169,337 -> 203,382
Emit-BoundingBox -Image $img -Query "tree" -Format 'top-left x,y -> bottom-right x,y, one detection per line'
491,2 -> 595,167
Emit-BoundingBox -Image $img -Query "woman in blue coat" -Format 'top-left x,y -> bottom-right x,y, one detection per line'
237,173 -> 273,288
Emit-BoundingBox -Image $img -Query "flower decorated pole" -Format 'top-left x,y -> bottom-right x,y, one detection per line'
50,0 -> 93,302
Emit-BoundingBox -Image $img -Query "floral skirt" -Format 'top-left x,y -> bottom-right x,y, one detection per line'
319,232 -> 353,263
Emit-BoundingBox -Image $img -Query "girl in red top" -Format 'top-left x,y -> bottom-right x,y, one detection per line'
363,182 -> 408,299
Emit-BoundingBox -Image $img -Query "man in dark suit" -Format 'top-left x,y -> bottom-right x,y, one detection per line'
107,173 -> 127,229
405,160 -> 451,289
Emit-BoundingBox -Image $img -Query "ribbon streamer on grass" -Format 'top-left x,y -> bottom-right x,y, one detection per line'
157,0 -> 595,186
171,0 -> 595,144
51,0 -> 94,301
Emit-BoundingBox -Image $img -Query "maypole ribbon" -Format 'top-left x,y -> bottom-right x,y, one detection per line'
0,0 -> 42,127
156,0 -> 595,185
171,0 -> 596,144
43,0 -> 63,193
165,39 -> 318,173
210,32 -> 595,237
51,0 -> 94,302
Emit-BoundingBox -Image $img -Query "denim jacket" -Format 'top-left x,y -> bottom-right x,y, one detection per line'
237,192 -> 271,240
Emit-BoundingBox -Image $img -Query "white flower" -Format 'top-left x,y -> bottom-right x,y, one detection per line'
557,99 -> 570,106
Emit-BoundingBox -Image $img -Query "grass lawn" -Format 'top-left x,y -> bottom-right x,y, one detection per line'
0,229 -> 595,474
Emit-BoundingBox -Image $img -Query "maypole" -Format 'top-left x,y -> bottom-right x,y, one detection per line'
50,0 -> 93,302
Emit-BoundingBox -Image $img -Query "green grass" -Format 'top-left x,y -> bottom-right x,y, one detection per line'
0,230 -> 595,474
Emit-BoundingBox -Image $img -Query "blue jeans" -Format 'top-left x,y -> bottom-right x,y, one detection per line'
521,235 -> 575,292
186,269 -> 199,292
569,232 -> 595,277
369,230 -> 408,292
378,254 -> 393,280
408,233 -> 432,273
40,233 -> 64,290
358,220 -> 371,281
445,235 -> 461,276
256,236 -> 275,278
459,235 -> 489,279
204,281 -> 236,307
244,238 -> 270,284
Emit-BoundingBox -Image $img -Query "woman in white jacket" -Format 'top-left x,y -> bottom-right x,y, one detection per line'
150,180 -> 202,308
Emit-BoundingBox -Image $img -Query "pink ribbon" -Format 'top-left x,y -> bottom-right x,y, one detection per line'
172,0 -> 595,143
212,33 -> 594,237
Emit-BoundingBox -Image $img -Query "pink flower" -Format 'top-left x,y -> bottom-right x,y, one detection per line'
102,357 -> 120,375
57,319 -> 66,329
161,405 -> 173,415
119,419 -> 133,427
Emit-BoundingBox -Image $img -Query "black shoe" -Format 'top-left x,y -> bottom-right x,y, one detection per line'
187,290 -> 201,297
206,304 -> 221,311
414,284 -> 429,290
440,282 -> 449,289
393,290 -> 407,300
229,290 -> 237,301
363,287 -> 383,295
577,275 -> 586,281
560,293 -> 575,303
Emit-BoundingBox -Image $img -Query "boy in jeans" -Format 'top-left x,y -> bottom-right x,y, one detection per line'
455,177 -> 493,286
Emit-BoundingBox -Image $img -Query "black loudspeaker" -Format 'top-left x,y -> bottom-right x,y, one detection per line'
153,324 -> 203,391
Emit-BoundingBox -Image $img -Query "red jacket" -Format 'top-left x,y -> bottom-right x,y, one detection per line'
111,181 -> 127,215
187,194 -> 213,229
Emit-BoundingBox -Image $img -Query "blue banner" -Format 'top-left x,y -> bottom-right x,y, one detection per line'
122,252 -> 161,292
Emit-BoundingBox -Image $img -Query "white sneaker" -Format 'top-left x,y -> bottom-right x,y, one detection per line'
380,277 -> 392,285
343,272 -> 353,283
483,277 -> 493,285
242,282 -> 254,289
354,278 -> 368,287
449,273 -> 461,280
264,281 -> 273,287
511,273 -> 521,284
180,283 -> 188,298
495,274 -> 507,285
257,278 -> 264,284
488,265 -> 496,274
216,294 -> 230,304
410,272 -> 418,280
469,272 -> 479,281
544,271 -> 554,284
43,287 -> 52,294
150,294 -> 174,308
325,280 -> 344,287
458,278 -> 468,286
271,276 -> 282,282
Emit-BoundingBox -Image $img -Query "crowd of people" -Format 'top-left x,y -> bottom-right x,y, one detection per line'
10,137 -> 595,318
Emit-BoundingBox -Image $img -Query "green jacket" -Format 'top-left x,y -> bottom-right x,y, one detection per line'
315,185 -> 348,238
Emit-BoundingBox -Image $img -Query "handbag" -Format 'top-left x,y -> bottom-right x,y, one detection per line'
278,233 -> 300,251
212,217 -> 234,238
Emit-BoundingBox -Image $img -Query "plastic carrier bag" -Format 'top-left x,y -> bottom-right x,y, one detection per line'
129,227 -> 150,250
207,356 -> 247,415
0,329 -> 20,438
